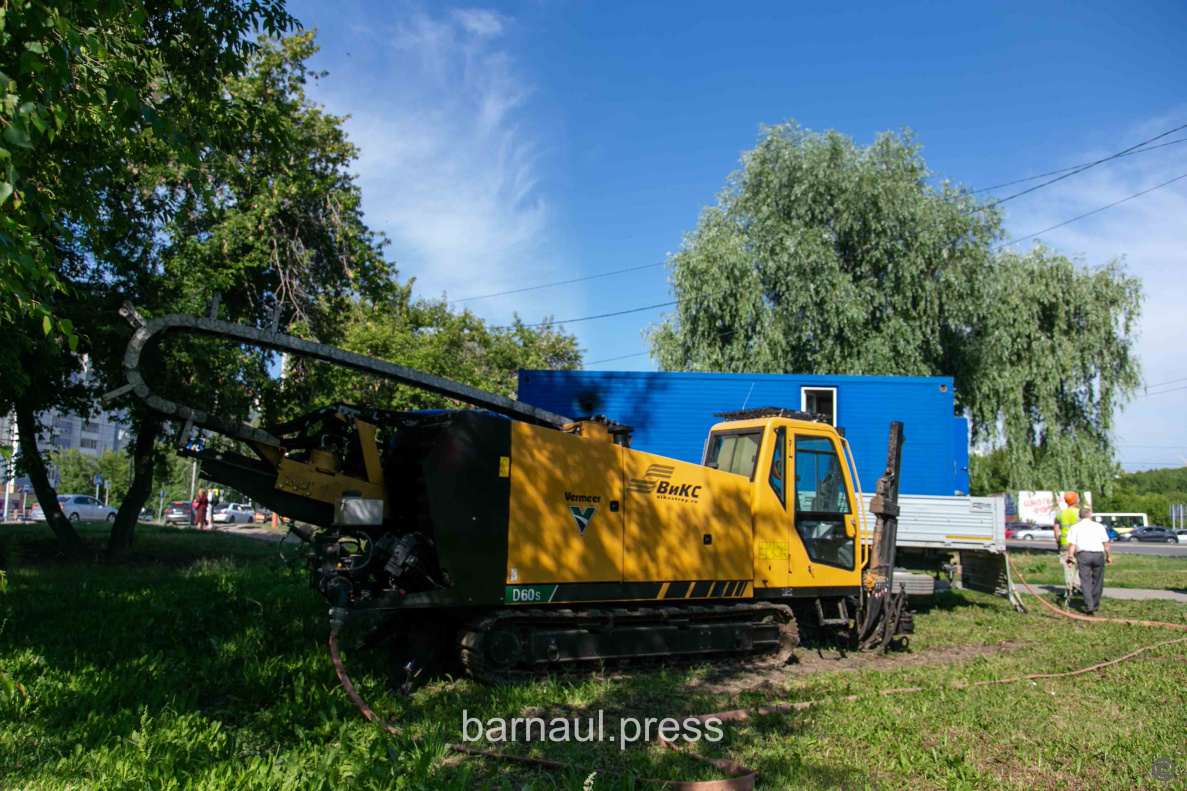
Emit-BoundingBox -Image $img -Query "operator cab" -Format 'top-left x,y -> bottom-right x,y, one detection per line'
703,407 -> 863,587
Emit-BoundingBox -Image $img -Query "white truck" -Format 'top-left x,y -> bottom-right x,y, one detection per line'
863,494 -> 1018,605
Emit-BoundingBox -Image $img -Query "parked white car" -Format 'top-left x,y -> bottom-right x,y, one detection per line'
212,503 -> 256,524
1011,525 -> 1056,541
30,494 -> 117,523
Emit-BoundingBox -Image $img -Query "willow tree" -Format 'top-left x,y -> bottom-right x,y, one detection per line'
649,122 -> 1142,492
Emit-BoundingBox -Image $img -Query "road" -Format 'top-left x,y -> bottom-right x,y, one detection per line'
1006,538 -> 1187,557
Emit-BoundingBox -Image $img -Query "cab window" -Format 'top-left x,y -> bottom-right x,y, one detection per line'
795,437 -> 850,514
768,427 -> 786,507
793,435 -> 854,570
705,431 -> 763,480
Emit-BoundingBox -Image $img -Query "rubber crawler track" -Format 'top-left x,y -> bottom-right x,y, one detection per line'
329,553 -> 1187,790
459,603 -> 799,685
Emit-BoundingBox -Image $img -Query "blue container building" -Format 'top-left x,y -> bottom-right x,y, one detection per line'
517,371 -> 970,497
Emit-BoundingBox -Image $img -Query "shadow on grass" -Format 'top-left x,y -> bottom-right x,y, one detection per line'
0,524 -> 925,788
907,589 -> 994,616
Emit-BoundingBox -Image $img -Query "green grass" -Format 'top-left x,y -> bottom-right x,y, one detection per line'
1,523 -> 1186,790
1008,548 -> 1187,590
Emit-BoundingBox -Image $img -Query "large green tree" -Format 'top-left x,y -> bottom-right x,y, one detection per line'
85,31 -> 394,557
51,448 -> 133,506
0,0 -> 294,341
1,0 -> 296,554
650,122 -> 1142,492
6,29 -> 580,557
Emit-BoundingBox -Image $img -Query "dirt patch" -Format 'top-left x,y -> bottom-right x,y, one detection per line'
507,638 -> 1032,725
685,638 -> 1031,697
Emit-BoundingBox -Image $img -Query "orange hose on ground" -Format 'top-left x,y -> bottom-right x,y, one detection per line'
1007,554 -> 1187,631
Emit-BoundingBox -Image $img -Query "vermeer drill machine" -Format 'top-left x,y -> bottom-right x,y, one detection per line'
113,303 -> 912,682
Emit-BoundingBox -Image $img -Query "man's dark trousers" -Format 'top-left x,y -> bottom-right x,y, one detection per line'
1077,551 -> 1105,612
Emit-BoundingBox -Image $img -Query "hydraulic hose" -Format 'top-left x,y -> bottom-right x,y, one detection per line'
1007,554 -> 1187,631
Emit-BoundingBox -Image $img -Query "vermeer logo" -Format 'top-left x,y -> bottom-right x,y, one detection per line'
626,464 -> 701,502
569,505 -> 597,535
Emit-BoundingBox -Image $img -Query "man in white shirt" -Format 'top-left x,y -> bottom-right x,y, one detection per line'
1065,507 -> 1112,615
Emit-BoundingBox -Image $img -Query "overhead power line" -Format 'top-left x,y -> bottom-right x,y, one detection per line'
1119,442 -> 1187,448
450,261 -> 666,304
512,161 -> 1185,324
479,125 -> 1187,326
584,326 -> 743,368
1143,375 -> 1187,392
996,170 -> 1187,249
973,136 -> 1187,193
1120,458 -> 1187,465
492,300 -> 678,330
979,122 -> 1187,210
502,165 -> 1187,327
1122,460 -> 1187,464
1135,384 -> 1187,399
584,351 -> 650,366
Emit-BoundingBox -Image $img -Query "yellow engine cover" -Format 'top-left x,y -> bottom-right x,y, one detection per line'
505,416 -> 864,599
506,423 -> 751,586
622,450 -> 751,582
507,422 -> 624,584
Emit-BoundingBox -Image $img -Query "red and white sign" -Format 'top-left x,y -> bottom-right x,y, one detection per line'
1016,490 -> 1093,525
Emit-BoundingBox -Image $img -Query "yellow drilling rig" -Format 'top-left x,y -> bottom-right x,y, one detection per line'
113,303 -> 912,682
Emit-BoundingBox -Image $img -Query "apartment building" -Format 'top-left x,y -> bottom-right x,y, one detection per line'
1,356 -> 131,509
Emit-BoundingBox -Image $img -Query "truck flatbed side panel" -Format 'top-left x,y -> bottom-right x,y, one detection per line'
864,494 -> 1005,552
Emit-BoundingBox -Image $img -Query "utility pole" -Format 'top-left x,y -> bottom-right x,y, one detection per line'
189,459 -> 198,501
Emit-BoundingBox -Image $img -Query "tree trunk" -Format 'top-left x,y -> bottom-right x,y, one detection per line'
106,413 -> 161,561
14,399 -> 84,556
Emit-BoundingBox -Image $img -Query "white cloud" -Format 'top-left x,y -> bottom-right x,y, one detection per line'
452,8 -> 508,38
999,113 -> 1187,472
317,5 -> 568,318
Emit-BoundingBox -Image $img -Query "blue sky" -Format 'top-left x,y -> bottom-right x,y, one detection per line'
289,0 -> 1187,474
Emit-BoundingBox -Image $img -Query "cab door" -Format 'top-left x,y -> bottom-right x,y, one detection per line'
788,431 -> 861,588
751,425 -> 790,590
